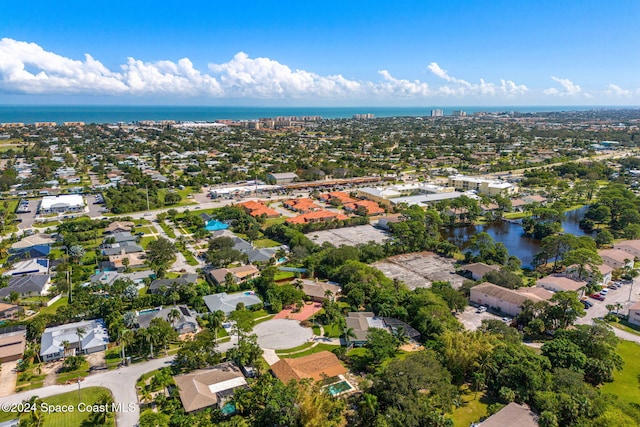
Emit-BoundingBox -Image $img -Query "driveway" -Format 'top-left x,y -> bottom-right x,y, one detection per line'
0,361 -> 18,398
253,319 -> 313,350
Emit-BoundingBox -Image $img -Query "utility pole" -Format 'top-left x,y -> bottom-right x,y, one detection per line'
146,185 -> 151,211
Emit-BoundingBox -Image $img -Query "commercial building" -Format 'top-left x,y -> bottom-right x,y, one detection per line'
470,282 -> 553,317
40,319 -> 109,362
447,175 -> 518,196
460,262 -> 500,281
267,172 -> 298,185
39,194 -> 85,214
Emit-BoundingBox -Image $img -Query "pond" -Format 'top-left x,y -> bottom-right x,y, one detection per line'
445,206 -> 592,269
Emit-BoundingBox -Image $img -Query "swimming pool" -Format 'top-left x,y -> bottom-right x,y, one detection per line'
205,219 -> 229,231
325,380 -> 354,396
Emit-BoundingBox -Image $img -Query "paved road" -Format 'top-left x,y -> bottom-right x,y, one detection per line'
0,339 -> 237,426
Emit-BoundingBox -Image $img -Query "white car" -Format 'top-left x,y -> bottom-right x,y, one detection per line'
600,288 -> 609,295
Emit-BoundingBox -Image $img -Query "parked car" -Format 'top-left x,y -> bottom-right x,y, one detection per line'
600,288 -> 609,295
476,306 -> 488,314
590,293 -> 605,301
582,300 -> 593,308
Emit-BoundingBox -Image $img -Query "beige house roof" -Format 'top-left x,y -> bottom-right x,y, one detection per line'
11,234 -> 56,249
271,351 -> 348,384
480,402 -> 538,427
173,363 -> 247,413
105,221 -> 135,233
472,282 -> 552,306
462,262 -> 500,278
301,280 -> 341,300
614,239 -> 640,252
599,249 -> 632,264
0,330 -> 26,361
536,274 -> 587,292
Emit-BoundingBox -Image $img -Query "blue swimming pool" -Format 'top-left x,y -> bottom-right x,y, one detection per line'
205,219 -> 229,231
325,380 -> 353,396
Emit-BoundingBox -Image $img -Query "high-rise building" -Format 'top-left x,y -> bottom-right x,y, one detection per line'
431,109 -> 443,117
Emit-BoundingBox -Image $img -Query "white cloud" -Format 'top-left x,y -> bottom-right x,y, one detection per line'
605,84 -> 631,97
0,38 -> 534,101
544,76 -> 582,96
427,62 -> 528,97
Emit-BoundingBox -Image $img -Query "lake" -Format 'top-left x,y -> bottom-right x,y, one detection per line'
445,206 -> 591,269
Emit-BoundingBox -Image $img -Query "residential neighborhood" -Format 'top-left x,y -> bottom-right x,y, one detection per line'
1,110 -> 640,427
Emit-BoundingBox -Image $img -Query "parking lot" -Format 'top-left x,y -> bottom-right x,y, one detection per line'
372,251 -> 464,290
456,306 -> 506,331
577,279 -> 639,325
306,224 -> 390,246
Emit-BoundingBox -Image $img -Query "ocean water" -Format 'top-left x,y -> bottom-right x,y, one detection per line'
0,105 -> 608,125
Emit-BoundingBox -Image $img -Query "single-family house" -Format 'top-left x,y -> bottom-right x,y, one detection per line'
3,259 -> 49,276
205,265 -> 259,286
0,326 -> 27,363
0,302 -> 23,319
300,280 -> 341,302
479,402 -> 538,427
40,319 -> 109,362
104,221 -> 135,234
137,305 -> 198,335
0,274 -> 51,298
271,351 -> 348,383
203,291 -> 262,316
345,312 -> 390,347
173,363 -> 247,413
148,273 -> 198,294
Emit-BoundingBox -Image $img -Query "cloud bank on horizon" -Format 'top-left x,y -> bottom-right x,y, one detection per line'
0,38 -> 636,103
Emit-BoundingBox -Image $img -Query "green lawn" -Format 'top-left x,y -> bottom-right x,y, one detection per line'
450,385 -> 490,427
139,236 -> 157,249
37,297 -> 68,316
158,221 -> 176,238
252,238 -> 281,248
56,359 -> 90,384
262,217 -> 286,228
601,340 -> 640,405
0,387 -> 115,426
323,323 -> 343,338
278,343 -> 340,359
275,342 -> 316,355
274,271 -> 296,281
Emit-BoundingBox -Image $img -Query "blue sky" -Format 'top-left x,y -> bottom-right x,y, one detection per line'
1,0 -> 639,106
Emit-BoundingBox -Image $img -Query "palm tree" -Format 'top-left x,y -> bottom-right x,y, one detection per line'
140,329 -> 155,359
324,289 -> 334,302
208,310 -> 225,341
342,327 -> 357,348
168,308 -> 180,330
76,327 -> 86,354
61,340 -> 71,359
119,328 -> 134,364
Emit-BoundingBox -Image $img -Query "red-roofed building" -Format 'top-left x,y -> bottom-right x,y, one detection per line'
283,198 -> 322,213
319,191 -> 357,205
343,200 -> 385,216
237,200 -> 280,218
286,210 -> 349,225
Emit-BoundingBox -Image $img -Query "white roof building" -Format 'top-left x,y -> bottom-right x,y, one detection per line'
40,319 -> 109,361
40,194 -> 85,213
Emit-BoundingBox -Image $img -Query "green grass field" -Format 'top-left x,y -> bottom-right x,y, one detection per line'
252,238 -> 281,248
601,340 -> 640,405
449,385 -> 489,427
277,343 -> 340,359
0,387 -> 115,426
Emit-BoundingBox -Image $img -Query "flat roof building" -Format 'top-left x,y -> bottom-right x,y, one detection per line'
39,194 -> 85,214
